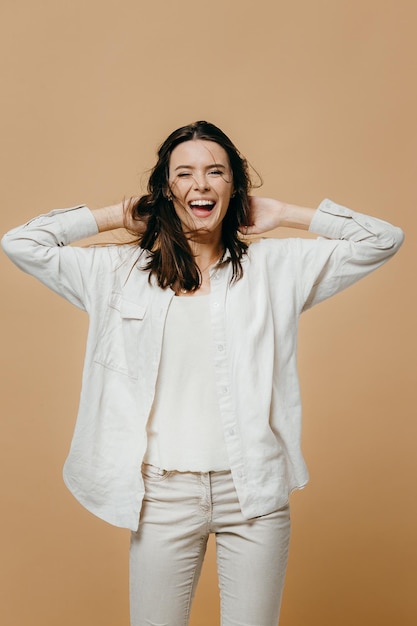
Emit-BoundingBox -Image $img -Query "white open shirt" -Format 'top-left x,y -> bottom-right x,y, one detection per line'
1,199 -> 404,530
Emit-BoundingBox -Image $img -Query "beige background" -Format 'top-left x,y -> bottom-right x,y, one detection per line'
1,1 -> 416,625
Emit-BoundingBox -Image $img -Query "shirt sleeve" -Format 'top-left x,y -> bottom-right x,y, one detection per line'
300,198 -> 404,310
1,205 -> 102,311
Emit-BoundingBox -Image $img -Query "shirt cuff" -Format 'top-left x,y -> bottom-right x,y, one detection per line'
309,198 -> 402,250
24,205 -> 99,244
309,198 -> 353,239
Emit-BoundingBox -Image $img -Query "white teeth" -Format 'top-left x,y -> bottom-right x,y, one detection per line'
190,200 -> 215,207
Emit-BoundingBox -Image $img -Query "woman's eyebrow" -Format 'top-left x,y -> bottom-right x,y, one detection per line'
174,163 -> 227,171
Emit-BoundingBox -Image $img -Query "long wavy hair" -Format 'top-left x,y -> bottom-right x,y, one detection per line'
127,121 -> 254,293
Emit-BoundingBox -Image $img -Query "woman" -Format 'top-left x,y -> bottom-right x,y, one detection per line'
1,121 -> 404,625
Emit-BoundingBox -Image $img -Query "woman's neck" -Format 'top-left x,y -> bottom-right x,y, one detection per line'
190,241 -> 224,273
175,238 -> 224,298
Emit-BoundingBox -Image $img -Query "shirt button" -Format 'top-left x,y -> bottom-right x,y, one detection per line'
222,386 -> 228,394
218,344 -> 225,352
213,302 -> 219,308
228,428 -> 235,436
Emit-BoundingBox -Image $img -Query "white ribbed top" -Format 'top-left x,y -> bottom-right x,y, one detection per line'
144,295 -> 230,471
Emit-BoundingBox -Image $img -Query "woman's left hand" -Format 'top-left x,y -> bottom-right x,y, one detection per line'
240,197 -> 315,235
239,197 -> 285,235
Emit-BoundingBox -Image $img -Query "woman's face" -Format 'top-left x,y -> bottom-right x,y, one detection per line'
168,139 -> 234,241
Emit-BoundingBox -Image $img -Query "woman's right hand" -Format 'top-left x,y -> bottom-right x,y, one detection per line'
91,198 -> 144,233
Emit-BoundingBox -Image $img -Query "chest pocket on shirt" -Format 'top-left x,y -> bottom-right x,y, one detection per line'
93,291 -> 146,379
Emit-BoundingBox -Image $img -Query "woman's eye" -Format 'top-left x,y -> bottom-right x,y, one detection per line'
177,172 -> 191,178
209,170 -> 222,176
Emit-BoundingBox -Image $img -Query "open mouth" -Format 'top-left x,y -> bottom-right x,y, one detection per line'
189,200 -> 216,217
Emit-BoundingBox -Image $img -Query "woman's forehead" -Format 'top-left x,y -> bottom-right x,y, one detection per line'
169,139 -> 230,169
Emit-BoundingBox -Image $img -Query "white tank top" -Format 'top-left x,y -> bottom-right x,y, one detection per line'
144,295 -> 230,471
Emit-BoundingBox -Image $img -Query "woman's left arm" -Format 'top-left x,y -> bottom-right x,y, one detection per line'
241,197 -> 316,234
243,196 -> 404,251
243,196 -> 405,308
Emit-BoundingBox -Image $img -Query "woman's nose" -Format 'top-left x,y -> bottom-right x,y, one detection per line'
193,173 -> 210,191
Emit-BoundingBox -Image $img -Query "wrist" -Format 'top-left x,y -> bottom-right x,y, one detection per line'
91,202 -> 125,232
279,203 -> 316,230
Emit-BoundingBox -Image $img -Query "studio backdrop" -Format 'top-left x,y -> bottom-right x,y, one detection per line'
1,1 -> 416,625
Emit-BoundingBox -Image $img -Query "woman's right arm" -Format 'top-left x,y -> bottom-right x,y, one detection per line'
91,198 -> 142,233
1,202 -> 138,310
91,201 -> 126,232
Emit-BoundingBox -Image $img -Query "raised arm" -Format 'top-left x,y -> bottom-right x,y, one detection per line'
242,196 -> 404,310
1,199 -> 143,310
91,198 -> 143,233
241,197 -> 317,234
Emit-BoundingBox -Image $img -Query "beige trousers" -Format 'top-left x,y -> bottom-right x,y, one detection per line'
129,464 -> 291,626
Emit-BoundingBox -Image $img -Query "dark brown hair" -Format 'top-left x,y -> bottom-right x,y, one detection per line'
127,121 -> 253,292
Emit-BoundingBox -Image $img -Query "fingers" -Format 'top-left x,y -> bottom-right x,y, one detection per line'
239,224 -> 257,235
